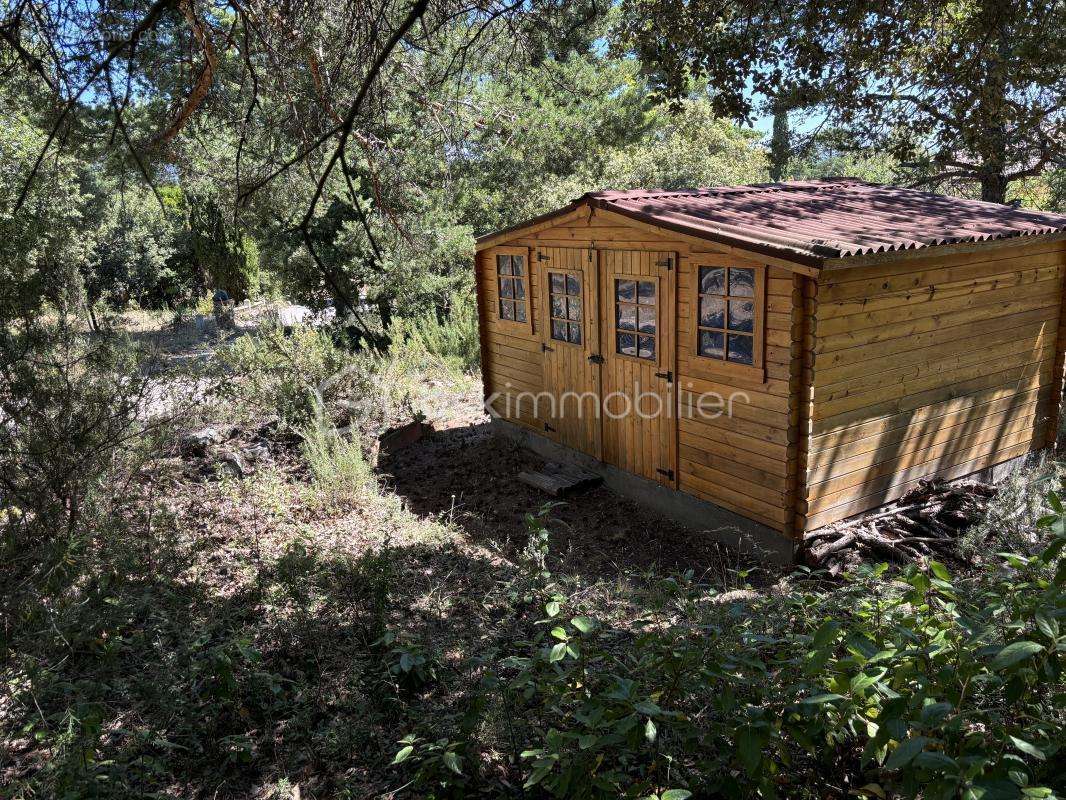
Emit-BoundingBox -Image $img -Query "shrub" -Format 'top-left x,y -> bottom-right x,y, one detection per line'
188,194 -> 259,302
396,495 -> 1066,799
213,326 -> 365,426
390,295 -> 480,375
0,321 -> 156,623
299,410 -> 373,510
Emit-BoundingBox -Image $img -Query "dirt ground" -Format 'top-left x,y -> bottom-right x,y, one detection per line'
126,304 -> 767,584
381,418 -> 767,583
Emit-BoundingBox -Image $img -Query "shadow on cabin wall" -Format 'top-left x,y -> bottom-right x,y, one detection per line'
805,291 -> 1059,531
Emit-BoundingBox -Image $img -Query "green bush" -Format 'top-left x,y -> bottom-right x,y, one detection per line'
213,326 -> 367,426
188,194 -> 259,302
299,412 -> 373,510
390,295 -> 480,375
396,495 -> 1066,799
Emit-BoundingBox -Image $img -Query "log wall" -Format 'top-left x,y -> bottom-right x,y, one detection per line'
802,240 -> 1066,531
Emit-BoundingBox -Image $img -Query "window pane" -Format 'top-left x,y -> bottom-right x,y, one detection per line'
638,306 -> 656,333
729,267 -> 754,297
511,256 -> 525,276
728,299 -> 754,332
500,300 -> 514,320
551,273 -> 565,293
699,296 -> 725,329
552,320 -> 567,341
567,297 -> 581,321
616,280 -> 636,302
617,303 -> 637,331
514,278 -> 526,299
566,274 -> 580,295
728,334 -> 754,364
551,296 -> 566,318
515,303 -> 527,322
638,335 -> 655,360
497,255 -> 512,275
616,332 -> 636,356
700,267 -> 725,295
500,278 -> 514,298
698,330 -> 724,359
637,281 -> 656,305
568,323 -> 582,344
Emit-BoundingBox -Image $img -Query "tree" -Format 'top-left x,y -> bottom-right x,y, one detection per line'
615,0 -> 1065,202
85,185 -> 177,311
188,194 -> 259,302
1,0 -> 616,340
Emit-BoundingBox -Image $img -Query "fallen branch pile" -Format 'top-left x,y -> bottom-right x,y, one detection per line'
800,478 -> 997,573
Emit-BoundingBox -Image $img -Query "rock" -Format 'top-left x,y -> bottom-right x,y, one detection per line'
379,420 -> 433,455
707,589 -> 761,605
180,425 -> 233,456
217,450 -> 246,479
242,444 -> 271,464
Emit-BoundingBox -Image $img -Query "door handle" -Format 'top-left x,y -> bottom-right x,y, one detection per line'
587,354 -> 604,364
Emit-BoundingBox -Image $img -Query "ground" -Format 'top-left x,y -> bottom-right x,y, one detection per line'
383,423 -> 759,580
6,306 -> 1060,800
0,305 -> 767,798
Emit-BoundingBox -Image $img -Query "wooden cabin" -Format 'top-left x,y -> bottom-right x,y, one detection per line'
473,179 -> 1066,556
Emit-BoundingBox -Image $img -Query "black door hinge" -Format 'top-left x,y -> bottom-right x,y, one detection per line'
588,353 -> 605,365
657,468 -> 675,480
544,422 -> 557,433
656,257 -> 673,270
655,370 -> 673,383
537,252 -> 550,261
542,342 -> 554,352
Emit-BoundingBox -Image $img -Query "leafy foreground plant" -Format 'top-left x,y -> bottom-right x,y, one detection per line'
396,498 -> 1066,799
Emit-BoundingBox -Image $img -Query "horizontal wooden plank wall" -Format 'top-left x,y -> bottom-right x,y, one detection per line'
476,248 -> 545,431
802,240 -> 1066,531
677,259 -> 800,533
478,210 -> 802,537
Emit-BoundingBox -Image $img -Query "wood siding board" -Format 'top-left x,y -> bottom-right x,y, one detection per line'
804,441 -> 1037,529
804,243 -> 1063,529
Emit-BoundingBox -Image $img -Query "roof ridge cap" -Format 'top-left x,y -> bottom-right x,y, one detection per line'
607,179 -> 876,203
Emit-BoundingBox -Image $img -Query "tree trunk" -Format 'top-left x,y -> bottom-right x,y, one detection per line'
769,101 -> 791,182
980,170 -> 1009,204
976,2 -> 1012,205
376,296 -> 393,333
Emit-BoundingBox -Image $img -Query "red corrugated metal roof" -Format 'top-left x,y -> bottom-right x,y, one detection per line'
478,179 -> 1066,267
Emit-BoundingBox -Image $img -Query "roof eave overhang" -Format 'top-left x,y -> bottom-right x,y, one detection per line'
474,198 -> 831,270
592,199 -> 831,270
474,200 -> 587,251
820,228 -> 1066,270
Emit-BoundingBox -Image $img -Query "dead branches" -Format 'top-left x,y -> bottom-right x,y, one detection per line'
800,478 -> 998,574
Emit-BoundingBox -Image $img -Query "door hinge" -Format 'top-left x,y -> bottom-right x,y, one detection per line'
537,252 -> 550,261
544,422 -> 557,433
656,257 -> 673,270
542,342 -> 554,352
588,353 -> 605,365
655,370 -> 673,383
657,468 -> 675,480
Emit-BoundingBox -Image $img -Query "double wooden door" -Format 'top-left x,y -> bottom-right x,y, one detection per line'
538,247 -> 677,487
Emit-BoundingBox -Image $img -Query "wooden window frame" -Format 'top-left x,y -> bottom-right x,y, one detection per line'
545,268 -> 586,350
492,246 -> 534,336
687,259 -> 766,383
609,274 -> 662,367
